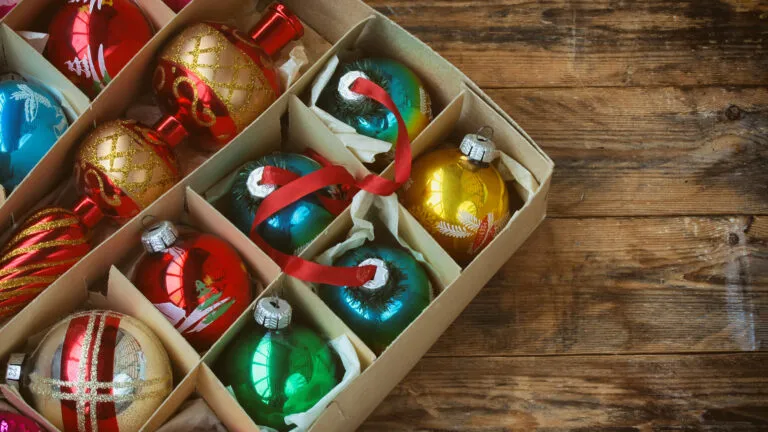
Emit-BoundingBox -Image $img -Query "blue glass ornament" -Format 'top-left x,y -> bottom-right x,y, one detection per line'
228,153 -> 337,255
318,243 -> 432,354
0,80 -> 69,194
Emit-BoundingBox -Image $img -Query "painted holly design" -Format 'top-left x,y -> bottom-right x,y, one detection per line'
437,210 -> 511,254
154,275 -> 236,334
64,44 -> 111,88
11,83 -> 53,122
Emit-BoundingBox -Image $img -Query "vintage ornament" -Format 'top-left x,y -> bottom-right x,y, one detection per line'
400,128 -> 510,265
316,57 -> 433,165
133,220 -> 252,350
227,153 -> 337,255
0,412 -> 42,432
5,310 -> 173,432
216,297 -> 341,431
0,0 -> 19,19
0,208 -> 91,320
161,0 -> 190,13
0,79 -> 69,194
318,243 -> 432,354
47,0 -> 154,97
152,3 -> 304,150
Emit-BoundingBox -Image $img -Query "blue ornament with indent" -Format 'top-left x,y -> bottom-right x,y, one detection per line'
318,242 -> 432,354
0,79 -> 69,194
228,153 -> 338,255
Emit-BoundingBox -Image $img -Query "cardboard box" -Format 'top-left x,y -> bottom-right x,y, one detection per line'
0,0 -> 554,430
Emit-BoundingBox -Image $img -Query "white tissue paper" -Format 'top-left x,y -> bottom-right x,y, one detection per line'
309,55 -> 393,164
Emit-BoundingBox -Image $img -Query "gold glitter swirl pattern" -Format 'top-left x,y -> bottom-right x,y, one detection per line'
159,23 -> 275,130
76,121 -> 179,209
154,65 -> 166,91
3,214 -> 80,251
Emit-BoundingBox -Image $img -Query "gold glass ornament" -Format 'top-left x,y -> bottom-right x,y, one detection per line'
400,128 -> 510,265
6,310 -> 173,432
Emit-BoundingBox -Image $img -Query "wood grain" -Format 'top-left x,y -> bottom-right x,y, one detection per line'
362,353 -> 768,431
427,216 -> 767,356
487,86 -> 768,217
366,0 -> 768,88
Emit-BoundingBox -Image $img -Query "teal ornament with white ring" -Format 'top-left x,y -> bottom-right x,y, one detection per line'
316,58 -> 433,165
318,243 -> 433,354
0,79 -> 69,194
227,152 -> 338,255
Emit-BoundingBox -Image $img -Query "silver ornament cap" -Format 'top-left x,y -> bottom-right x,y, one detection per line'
141,220 -> 179,253
359,258 -> 390,290
254,297 -> 292,330
247,166 -> 277,199
460,126 -> 499,164
5,353 -> 26,390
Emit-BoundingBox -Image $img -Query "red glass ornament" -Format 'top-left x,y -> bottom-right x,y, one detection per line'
0,412 -> 42,432
0,208 -> 91,320
151,3 -> 304,150
47,0 -> 154,98
133,221 -> 252,350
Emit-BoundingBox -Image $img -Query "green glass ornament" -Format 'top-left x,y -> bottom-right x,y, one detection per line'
318,243 -> 433,354
216,297 -> 341,431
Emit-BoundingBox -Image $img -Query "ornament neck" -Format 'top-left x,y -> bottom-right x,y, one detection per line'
249,3 -> 304,57
73,196 -> 104,229
4,353 -> 25,391
358,258 -> 389,291
247,167 -> 277,199
153,114 -> 189,148
254,297 -> 292,330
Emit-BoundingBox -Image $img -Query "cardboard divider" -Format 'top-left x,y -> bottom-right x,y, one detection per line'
140,364 -> 201,432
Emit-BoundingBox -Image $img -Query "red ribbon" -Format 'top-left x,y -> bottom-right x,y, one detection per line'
250,76 -> 412,286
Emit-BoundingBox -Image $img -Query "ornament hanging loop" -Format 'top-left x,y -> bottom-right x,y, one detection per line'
477,126 -> 494,142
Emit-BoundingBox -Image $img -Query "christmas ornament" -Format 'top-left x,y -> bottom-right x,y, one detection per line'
134,220 -> 252,351
0,412 -> 42,432
316,57 -> 432,164
318,243 -> 432,354
5,310 -> 173,432
0,208 -> 91,320
0,80 -> 69,194
152,3 -> 304,150
216,297 -> 341,431
47,0 -> 154,97
228,153 -> 337,255
400,128 -> 511,265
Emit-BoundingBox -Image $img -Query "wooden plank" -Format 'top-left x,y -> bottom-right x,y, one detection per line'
362,353 -> 768,431
366,0 -> 768,88
427,216 -> 768,356
485,86 -> 768,217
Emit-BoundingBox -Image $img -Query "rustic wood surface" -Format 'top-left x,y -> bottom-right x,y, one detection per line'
362,0 -> 768,430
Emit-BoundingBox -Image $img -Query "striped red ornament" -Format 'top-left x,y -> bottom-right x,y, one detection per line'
0,208 -> 91,319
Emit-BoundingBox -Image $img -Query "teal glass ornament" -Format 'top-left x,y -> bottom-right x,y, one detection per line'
227,153 -> 337,255
0,79 -> 69,194
216,297 -> 342,431
316,58 -> 432,166
318,243 -> 432,354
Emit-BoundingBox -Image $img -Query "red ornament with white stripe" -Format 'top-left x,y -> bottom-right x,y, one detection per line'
46,0 -> 154,98
133,221 -> 252,351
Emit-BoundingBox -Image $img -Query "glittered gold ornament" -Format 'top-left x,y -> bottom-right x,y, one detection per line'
74,120 -> 181,224
400,128 -> 510,265
5,310 -> 173,432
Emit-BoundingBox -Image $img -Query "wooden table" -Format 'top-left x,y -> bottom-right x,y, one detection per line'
360,1 -> 768,430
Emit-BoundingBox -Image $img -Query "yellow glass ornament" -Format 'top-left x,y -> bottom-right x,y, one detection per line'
401,128 -> 510,265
